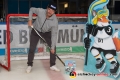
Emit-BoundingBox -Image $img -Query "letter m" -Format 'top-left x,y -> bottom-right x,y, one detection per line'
58,29 -> 69,43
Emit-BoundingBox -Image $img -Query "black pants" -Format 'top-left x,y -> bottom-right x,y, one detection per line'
27,29 -> 56,67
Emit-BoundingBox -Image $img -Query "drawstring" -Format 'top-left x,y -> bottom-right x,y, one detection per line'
41,18 -> 47,31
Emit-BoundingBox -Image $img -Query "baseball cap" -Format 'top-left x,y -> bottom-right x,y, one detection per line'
47,2 -> 57,11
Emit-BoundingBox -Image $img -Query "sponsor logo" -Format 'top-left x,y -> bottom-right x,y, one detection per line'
10,48 -> 28,54
69,71 -> 77,79
51,5 -> 56,9
57,47 -> 72,52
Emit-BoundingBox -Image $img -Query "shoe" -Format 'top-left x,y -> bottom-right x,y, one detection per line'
50,65 -> 60,71
26,66 -> 32,73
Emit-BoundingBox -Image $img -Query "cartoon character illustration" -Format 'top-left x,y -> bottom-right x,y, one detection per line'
84,0 -> 120,78
65,60 -> 76,74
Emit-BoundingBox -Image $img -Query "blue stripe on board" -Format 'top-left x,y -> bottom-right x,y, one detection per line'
0,22 -> 6,24
0,48 -> 5,55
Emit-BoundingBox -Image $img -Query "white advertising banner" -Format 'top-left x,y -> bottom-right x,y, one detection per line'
0,23 -> 120,55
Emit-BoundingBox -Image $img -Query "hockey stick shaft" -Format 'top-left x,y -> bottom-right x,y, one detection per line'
84,34 -> 89,65
31,26 -> 65,66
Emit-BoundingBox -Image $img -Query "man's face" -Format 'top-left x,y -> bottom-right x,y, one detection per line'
46,8 -> 55,17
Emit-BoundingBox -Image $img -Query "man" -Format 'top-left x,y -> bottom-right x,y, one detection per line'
26,2 -> 60,73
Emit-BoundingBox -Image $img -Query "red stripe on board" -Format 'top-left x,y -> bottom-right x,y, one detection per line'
41,60 -> 66,80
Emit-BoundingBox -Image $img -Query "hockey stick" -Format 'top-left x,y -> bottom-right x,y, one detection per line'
31,26 -> 65,66
84,34 -> 89,65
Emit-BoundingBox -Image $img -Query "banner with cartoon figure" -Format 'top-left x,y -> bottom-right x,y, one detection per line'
83,0 -> 120,79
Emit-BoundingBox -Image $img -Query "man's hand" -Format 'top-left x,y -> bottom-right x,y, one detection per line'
50,49 -> 55,54
28,20 -> 32,27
